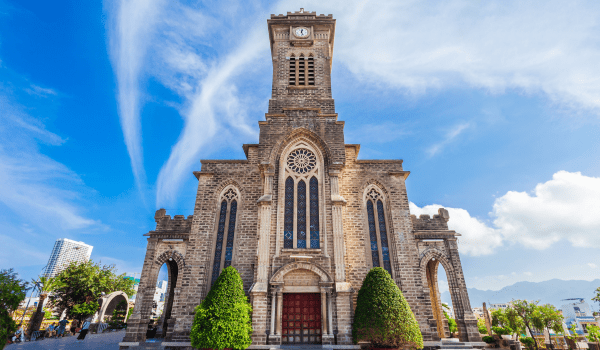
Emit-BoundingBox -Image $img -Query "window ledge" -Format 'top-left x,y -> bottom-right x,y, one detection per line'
281,248 -> 322,254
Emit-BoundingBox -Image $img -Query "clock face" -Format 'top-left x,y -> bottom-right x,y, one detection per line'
294,27 -> 309,38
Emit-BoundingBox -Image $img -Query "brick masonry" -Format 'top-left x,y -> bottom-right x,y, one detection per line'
121,9 -> 481,348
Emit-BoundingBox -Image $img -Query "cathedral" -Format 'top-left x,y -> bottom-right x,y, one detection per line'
121,9 -> 480,349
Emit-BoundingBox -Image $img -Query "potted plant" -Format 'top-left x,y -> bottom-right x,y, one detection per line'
190,266 -> 253,350
352,267 -> 423,350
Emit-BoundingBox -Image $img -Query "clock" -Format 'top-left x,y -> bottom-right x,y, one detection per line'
294,27 -> 309,38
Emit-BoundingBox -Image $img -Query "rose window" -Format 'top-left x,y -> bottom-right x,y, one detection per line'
287,149 -> 316,174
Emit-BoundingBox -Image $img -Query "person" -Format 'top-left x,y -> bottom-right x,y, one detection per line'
12,324 -> 24,342
70,319 -> 79,336
76,317 -> 92,342
57,319 -> 69,337
46,323 -> 57,338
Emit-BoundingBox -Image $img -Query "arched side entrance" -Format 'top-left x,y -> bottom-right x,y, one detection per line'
425,258 -> 450,339
155,251 -> 182,339
268,262 -> 334,345
420,249 -> 477,342
98,291 -> 129,323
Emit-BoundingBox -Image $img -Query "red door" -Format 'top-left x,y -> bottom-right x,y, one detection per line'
282,293 -> 322,344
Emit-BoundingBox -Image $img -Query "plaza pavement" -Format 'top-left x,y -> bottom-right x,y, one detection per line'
7,330 -> 127,350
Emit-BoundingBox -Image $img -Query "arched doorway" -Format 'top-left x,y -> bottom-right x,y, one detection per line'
426,257 -> 453,339
152,259 -> 178,338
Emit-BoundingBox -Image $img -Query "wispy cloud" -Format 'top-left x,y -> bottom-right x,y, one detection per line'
426,122 -> 470,157
107,1 -> 268,206
107,0 -> 167,193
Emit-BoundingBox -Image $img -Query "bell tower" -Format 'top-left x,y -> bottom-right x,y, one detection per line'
267,9 -> 336,114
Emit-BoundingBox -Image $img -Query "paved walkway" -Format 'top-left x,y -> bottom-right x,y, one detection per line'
7,330 -> 126,350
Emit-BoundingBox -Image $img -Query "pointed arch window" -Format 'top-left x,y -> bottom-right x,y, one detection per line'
211,188 -> 239,285
365,188 -> 392,275
282,148 -> 320,249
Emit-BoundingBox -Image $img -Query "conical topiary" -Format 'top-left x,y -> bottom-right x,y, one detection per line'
352,267 -> 423,349
190,266 -> 253,350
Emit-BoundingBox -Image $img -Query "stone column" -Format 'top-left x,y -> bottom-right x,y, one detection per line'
446,238 -> 481,342
276,289 -> 283,335
256,172 -> 274,285
251,171 -> 274,345
329,172 -> 347,283
271,291 -> 276,334
321,289 -> 328,335
122,237 -> 160,343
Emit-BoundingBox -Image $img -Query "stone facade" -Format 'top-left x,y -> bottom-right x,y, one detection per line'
122,9 -> 480,348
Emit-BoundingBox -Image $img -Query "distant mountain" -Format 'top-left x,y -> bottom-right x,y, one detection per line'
441,279 -> 600,310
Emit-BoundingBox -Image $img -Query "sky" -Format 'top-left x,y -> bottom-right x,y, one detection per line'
1,0 -> 600,297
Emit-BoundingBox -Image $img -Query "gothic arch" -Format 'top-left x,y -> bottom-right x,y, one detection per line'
360,178 -> 390,198
156,249 -> 186,269
270,261 -> 332,284
214,180 -> 244,208
268,128 -> 332,168
419,248 -> 456,294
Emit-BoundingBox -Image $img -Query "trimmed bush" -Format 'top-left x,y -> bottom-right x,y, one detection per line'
482,336 -> 495,343
520,336 -> 535,350
190,266 -> 253,350
352,267 -> 423,349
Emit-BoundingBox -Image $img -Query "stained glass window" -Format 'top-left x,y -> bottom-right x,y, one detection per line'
367,200 -> 379,268
211,200 -> 228,285
297,180 -> 307,248
284,177 -> 294,248
377,200 -> 392,275
309,177 -> 319,248
223,200 -> 237,268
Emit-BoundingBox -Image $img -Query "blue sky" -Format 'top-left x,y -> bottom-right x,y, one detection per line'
1,0 -> 600,295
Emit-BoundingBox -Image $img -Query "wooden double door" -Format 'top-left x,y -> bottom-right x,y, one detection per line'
282,293 -> 322,344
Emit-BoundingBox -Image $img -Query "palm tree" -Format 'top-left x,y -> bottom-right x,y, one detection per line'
26,276 -> 59,337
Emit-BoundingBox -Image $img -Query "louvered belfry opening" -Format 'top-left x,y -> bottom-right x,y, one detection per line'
298,55 -> 306,85
307,56 -> 315,85
289,55 -> 296,85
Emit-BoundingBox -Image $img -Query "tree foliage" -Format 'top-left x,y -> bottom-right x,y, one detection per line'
49,260 -> 136,320
0,269 -> 29,350
512,300 -> 540,350
352,267 -> 423,349
532,304 -> 563,336
477,318 -> 488,335
586,324 -> 600,342
190,266 -> 253,350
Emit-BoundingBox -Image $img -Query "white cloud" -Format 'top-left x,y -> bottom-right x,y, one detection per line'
411,171 -> 600,256
493,171 -> 600,249
588,263 -> 598,269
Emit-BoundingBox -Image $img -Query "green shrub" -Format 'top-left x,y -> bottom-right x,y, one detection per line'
492,326 -> 512,335
521,336 -> 535,350
190,266 -> 252,350
482,336 -> 495,343
478,318 -> 488,334
352,267 -> 423,349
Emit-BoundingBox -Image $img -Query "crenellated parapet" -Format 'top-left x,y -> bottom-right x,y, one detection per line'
410,208 -> 450,231
150,209 -> 193,234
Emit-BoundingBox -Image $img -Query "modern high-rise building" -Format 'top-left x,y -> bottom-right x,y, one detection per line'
43,238 -> 93,277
